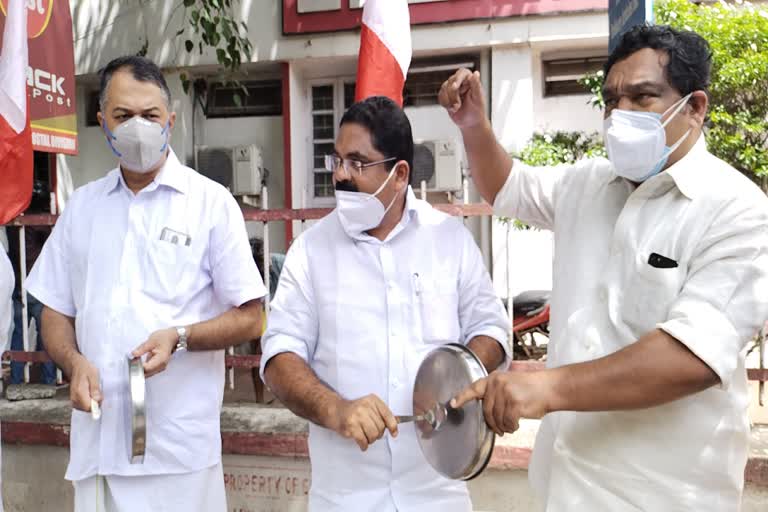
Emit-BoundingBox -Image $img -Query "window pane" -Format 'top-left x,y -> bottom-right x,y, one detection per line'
206,80 -> 283,117
313,142 -> 335,169
542,57 -> 606,97
312,85 -> 334,110
344,82 -> 356,109
404,69 -> 460,107
313,114 -> 335,140
314,172 -> 334,198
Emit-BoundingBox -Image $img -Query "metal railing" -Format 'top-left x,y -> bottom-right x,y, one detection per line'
3,184 -> 767,403
2,183 -> 496,393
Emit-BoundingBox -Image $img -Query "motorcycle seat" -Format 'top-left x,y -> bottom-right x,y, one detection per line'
512,290 -> 550,316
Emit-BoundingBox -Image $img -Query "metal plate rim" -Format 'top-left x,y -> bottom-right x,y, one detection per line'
128,357 -> 146,464
413,343 -> 495,481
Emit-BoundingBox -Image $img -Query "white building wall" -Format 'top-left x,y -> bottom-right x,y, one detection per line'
488,41 -> 606,299
531,45 -> 606,135
201,115 -> 287,253
68,1 -> 607,75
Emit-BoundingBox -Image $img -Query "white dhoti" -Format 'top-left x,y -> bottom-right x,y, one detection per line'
73,462 -> 226,512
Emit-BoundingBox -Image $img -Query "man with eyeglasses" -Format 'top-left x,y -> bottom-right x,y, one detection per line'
260,95 -> 509,512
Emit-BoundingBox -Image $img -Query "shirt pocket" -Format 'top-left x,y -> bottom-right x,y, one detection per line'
620,253 -> 685,336
417,276 -> 461,343
143,239 -> 195,301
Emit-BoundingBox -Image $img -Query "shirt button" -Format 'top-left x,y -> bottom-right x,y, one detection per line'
598,288 -> 608,303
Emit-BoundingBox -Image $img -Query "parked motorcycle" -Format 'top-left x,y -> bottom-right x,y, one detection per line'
503,290 -> 550,360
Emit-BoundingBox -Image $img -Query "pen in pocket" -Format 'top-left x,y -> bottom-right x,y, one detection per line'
412,273 -> 421,296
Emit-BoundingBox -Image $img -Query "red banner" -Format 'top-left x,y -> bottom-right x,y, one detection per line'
0,0 -> 78,155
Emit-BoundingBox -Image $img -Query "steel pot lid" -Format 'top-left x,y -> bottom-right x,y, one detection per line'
412,343 -> 494,481
128,356 -> 146,464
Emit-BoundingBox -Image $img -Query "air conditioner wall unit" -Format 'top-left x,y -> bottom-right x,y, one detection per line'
411,139 -> 463,192
194,144 -> 264,195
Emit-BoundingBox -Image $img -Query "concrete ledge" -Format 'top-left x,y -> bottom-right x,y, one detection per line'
1,398 -> 766,487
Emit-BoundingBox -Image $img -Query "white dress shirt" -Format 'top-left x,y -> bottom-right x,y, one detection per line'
494,137 -> 768,511
261,187 -> 510,512
26,150 -> 266,481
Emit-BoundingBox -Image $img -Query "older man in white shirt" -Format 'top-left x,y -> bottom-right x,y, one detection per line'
26,56 -> 265,512
444,25 -> 768,511
260,96 -> 510,511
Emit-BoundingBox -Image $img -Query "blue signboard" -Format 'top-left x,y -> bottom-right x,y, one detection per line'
609,0 -> 654,53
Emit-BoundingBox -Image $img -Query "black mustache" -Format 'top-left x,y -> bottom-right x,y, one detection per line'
335,180 -> 359,192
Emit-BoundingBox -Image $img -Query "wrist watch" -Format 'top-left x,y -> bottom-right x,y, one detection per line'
175,326 -> 189,353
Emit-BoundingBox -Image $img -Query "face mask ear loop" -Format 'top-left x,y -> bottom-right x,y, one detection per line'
102,121 -> 122,158
382,182 -> 405,217
159,120 -> 170,153
665,127 -> 693,157
661,93 -> 693,128
372,161 -> 399,198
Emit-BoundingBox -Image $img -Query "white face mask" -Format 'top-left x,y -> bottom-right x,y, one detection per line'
335,163 -> 402,238
604,93 -> 693,182
104,116 -> 170,174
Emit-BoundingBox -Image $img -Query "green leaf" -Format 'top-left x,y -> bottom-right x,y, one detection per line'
216,48 -> 227,63
185,39 -> 194,52
183,0 -> 195,6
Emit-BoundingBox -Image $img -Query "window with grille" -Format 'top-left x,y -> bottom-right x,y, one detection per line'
542,56 -> 606,97
310,81 -> 357,199
206,79 -> 283,117
311,84 -> 338,199
404,55 -> 479,107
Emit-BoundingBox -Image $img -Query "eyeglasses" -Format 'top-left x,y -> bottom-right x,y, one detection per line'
324,154 -> 397,177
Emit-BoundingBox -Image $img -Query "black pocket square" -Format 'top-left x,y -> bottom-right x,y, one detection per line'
648,252 -> 678,269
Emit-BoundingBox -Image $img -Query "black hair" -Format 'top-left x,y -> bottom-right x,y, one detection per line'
604,24 -> 712,96
249,237 -> 265,278
98,55 -> 171,111
340,96 -> 415,185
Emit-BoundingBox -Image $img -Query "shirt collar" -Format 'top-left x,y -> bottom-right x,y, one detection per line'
106,149 -> 188,195
606,134 -> 707,199
663,135 -> 707,200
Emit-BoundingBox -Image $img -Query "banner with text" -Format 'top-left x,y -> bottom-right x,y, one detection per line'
0,0 -> 78,154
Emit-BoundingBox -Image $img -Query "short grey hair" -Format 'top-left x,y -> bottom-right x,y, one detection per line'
98,55 -> 171,113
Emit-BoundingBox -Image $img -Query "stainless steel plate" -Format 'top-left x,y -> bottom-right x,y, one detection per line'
128,356 -> 146,464
412,343 -> 494,481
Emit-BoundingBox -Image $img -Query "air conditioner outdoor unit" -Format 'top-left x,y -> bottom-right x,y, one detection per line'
411,139 -> 463,192
194,144 -> 264,195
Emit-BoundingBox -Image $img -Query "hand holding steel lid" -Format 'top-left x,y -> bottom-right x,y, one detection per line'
130,327 -> 179,378
328,394 -> 398,451
451,370 -> 552,436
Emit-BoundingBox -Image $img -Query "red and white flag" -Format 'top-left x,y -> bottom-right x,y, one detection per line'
0,0 -> 32,225
355,0 -> 412,106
